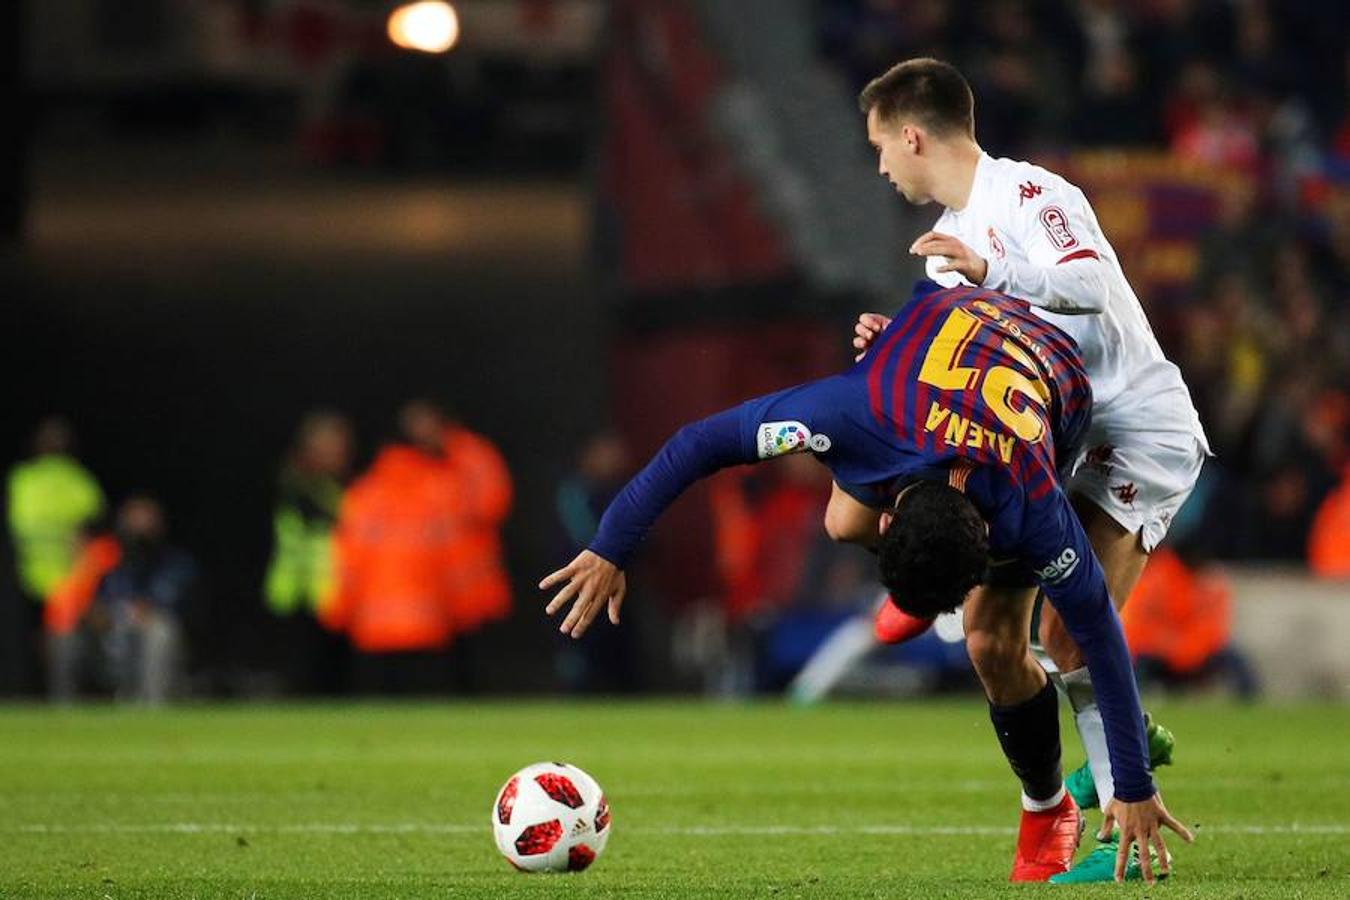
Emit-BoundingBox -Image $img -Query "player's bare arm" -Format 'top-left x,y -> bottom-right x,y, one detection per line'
824,482 -> 882,547
910,231 -> 988,285
541,549 -> 626,639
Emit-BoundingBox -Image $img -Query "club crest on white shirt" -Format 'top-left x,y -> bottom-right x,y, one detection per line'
987,227 -> 1006,259
1038,205 -> 1079,250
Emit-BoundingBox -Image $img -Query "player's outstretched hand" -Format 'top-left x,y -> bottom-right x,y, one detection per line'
540,550 -> 627,639
853,313 -> 892,361
909,231 -> 989,286
1100,793 -> 1193,884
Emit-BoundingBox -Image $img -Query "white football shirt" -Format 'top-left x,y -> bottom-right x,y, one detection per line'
924,152 -> 1208,447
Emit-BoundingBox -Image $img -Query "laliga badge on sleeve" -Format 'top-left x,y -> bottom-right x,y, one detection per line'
757,421 -> 830,459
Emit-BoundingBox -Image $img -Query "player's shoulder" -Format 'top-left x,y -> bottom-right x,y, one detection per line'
905,280 -> 971,314
981,154 -> 1084,210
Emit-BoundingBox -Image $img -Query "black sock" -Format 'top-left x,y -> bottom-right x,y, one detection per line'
988,676 -> 1063,803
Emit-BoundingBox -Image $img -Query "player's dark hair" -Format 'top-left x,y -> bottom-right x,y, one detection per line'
877,481 -> 988,617
858,58 -> 975,138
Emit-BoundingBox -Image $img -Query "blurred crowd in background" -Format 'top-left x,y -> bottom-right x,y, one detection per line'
5,0 -> 1347,701
818,0 -> 1350,566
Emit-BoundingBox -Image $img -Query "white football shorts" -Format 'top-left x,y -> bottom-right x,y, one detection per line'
1066,429 -> 1209,552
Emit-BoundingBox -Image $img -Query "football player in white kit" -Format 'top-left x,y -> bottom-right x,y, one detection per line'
835,58 -> 1210,883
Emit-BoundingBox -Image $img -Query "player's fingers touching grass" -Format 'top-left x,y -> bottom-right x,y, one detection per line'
1114,822 -> 1153,884
1099,802 -> 1131,881
1153,828 -> 1171,879
1155,797 -> 1193,880
1139,827 -> 1160,884
1104,793 -> 1193,883
1160,799 -> 1194,845
1097,808 -> 1114,843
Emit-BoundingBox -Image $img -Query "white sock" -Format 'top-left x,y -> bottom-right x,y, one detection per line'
1076,705 -> 1114,812
1021,785 -> 1066,812
1062,667 -> 1115,811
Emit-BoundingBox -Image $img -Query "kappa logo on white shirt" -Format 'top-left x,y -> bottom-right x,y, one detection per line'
1017,181 -> 1044,205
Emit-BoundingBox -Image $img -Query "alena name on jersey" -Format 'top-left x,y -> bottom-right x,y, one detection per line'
757,421 -> 831,459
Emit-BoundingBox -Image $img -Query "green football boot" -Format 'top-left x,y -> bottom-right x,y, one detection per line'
1065,714 -> 1176,810
1146,713 -> 1176,768
1064,761 -> 1099,810
1049,834 -> 1171,884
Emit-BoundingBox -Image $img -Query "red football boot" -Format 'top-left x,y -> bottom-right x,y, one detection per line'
1009,792 -> 1083,882
872,597 -> 935,644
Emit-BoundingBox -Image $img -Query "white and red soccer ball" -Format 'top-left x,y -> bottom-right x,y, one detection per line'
492,762 -> 610,872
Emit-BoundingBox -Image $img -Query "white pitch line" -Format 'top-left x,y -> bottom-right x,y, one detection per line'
12,822 -> 1350,837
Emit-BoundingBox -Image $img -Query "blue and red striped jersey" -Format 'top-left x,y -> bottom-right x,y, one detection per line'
861,281 -> 1092,504
585,283 -> 1153,801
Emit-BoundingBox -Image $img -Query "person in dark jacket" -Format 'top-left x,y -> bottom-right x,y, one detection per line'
48,496 -> 197,703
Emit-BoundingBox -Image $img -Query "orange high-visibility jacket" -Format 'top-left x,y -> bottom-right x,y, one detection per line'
709,472 -> 822,622
323,447 -> 464,652
1122,547 -> 1233,673
441,426 -> 513,633
1309,469 -> 1350,578
44,535 -> 121,636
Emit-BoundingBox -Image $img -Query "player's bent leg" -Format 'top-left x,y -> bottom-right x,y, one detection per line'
1041,496 -> 1151,811
964,586 -> 1082,881
1042,496 -> 1178,882
965,585 -> 1042,704
1040,495 -> 1148,670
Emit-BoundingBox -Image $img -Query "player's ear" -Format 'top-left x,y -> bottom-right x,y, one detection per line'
879,509 -> 895,535
902,124 -> 921,155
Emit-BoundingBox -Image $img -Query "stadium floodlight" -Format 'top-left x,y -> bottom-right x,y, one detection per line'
387,1 -> 461,53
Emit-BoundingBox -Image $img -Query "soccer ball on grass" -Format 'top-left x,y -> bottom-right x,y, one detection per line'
491,762 -> 610,872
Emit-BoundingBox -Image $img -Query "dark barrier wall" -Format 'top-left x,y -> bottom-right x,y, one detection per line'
2,174 -> 605,694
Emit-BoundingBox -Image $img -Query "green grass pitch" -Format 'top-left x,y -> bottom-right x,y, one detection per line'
1,700 -> 1347,898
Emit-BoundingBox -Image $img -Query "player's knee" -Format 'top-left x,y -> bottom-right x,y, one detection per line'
966,629 -> 1028,682
1038,615 -> 1081,672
